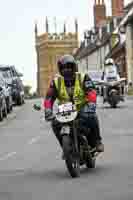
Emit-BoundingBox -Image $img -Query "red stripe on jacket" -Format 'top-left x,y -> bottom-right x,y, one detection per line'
86,90 -> 97,103
43,99 -> 54,109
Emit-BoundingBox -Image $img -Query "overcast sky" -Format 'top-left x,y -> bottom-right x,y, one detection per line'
0,0 -> 131,91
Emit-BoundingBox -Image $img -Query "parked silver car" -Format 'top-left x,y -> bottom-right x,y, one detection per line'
0,73 -> 13,113
0,65 -> 24,106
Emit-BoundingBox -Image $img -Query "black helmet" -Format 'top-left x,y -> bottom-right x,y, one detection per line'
57,55 -> 77,77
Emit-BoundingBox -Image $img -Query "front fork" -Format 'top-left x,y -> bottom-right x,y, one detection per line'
72,121 -> 80,159
61,121 -> 79,160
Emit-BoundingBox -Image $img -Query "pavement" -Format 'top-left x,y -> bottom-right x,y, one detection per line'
0,98 -> 132,200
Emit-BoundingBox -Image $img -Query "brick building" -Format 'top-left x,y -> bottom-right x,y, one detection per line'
35,18 -> 79,96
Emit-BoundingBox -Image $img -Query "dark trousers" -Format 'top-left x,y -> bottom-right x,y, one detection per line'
51,113 -> 102,148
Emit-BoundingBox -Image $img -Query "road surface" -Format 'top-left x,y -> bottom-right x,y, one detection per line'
0,98 -> 132,200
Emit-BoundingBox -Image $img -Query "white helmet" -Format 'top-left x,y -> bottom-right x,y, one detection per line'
104,58 -> 114,66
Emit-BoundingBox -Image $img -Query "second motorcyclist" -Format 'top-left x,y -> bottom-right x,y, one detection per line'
102,58 -> 124,103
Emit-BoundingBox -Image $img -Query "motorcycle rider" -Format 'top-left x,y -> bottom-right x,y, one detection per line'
102,58 -> 123,102
44,55 -> 104,154
103,58 -> 120,81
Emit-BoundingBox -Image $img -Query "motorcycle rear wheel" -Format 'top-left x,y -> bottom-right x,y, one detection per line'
109,93 -> 118,108
86,158 -> 96,169
110,100 -> 117,108
62,135 -> 80,178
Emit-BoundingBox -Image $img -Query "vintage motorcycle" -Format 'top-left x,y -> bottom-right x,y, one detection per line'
100,77 -> 126,108
34,102 -> 100,178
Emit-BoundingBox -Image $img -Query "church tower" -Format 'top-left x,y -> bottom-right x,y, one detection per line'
35,18 -> 79,96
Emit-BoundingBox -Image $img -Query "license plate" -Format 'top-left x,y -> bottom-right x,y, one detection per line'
58,102 -> 73,113
88,103 -> 96,113
61,126 -> 70,135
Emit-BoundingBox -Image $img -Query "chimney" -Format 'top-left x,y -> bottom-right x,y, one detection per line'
94,0 -> 106,27
111,0 -> 124,17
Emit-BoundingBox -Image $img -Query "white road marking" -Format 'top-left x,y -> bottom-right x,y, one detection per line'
0,125 -> 49,163
28,136 -> 41,145
0,152 -> 17,161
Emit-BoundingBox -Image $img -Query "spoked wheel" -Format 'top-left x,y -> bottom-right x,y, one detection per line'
62,135 -> 80,178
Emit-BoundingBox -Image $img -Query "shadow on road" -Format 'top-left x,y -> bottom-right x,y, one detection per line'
25,164 -> 109,181
25,168 -> 70,181
98,105 -> 128,110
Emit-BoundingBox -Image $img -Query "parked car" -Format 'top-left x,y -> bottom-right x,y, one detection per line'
0,65 -> 25,106
11,79 -> 25,105
0,72 -> 13,113
0,86 -> 7,121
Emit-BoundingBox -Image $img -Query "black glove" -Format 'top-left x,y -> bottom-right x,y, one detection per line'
45,109 -> 53,121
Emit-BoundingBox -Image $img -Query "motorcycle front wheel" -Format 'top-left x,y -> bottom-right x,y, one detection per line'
62,135 -> 80,178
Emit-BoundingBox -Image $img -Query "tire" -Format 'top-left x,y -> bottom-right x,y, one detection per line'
110,99 -> 117,108
7,107 -> 10,114
22,97 -> 25,104
3,104 -> 7,118
86,158 -> 96,169
111,103 -> 117,108
6,98 -> 9,114
109,92 -> 118,108
62,135 -> 80,178
8,105 -> 13,113
17,96 -> 22,106
0,108 -> 3,121
10,104 -> 13,112
7,102 -> 11,114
